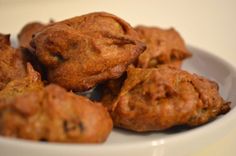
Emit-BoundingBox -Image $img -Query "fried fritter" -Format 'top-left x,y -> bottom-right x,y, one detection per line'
0,63 -> 43,107
0,84 -> 113,143
31,12 -> 146,91
102,66 -> 230,132
134,26 -> 191,68
17,22 -> 50,79
0,34 -> 28,90
18,22 -> 47,51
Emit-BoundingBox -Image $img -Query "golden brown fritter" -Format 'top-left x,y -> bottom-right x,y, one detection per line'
31,12 -> 146,91
102,66 -> 230,132
18,22 -> 45,50
18,22 -> 49,51
0,84 -> 113,143
17,22 -> 49,78
0,34 -> 28,90
0,63 -> 44,106
134,26 -> 191,68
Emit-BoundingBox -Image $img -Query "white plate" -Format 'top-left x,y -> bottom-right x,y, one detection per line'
0,46 -> 236,156
1,0 -> 236,155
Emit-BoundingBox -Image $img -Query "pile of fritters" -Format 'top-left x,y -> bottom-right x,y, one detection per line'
0,12 -> 230,142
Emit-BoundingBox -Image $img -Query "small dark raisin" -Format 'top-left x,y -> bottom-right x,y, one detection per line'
50,51 -> 65,62
69,41 -> 79,50
63,120 -> 85,133
78,122 -> 85,132
40,138 -> 47,142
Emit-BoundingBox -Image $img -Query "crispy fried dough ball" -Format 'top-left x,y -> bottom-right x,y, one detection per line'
0,34 -> 28,90
0,63 -> 44,106
18,22 -> 46,50
135,26 -> 191,68
0,84 -> 112,143
31,12 -> 146,91
102,66 -> 230,132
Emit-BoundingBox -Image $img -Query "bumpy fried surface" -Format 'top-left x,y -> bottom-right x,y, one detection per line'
0,34 -> 28,90
0,63 -> 44,106
18,22 -> 46,50
17,22 -> 49,79
102,66 -> 230,132
31,12 -> 146,91
134,26 -> 191,68
0,84 -> 112,143
101,74 -> 126,111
